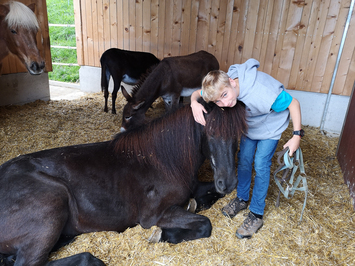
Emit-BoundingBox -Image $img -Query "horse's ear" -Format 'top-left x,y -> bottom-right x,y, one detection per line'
0,4 -> 9,19
121,85 -> 132,101
133,101 -> 145,110
27,3 -> 36,13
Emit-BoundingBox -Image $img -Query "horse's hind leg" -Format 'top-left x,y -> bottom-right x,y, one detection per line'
110,77 -> 122,114
101,64 -> 110,113
50,235 -> 75,253
2,194 -> 70,266
10,235 -> 62,266
47,252 -> 105,266
154,207 -> 212,244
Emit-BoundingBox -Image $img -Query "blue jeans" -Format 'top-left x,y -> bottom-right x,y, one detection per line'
236,135 -> 279,216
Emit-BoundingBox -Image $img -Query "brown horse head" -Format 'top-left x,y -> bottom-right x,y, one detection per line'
0,1 -> 45,75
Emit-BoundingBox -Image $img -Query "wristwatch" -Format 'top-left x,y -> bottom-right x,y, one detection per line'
293,129 -> 305,138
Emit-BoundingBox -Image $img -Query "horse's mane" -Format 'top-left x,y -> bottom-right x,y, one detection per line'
112,104 -> 199,183
111,100 -> 247,183
204,100 -> 247,140
5,1 -> 39,30
130,63 -> 160,98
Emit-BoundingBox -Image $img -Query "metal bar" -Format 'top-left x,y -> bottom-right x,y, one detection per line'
320,0 -> 355,131
49,23 -> 75,27
51,45 -> 77,50
52,62 -> 79,66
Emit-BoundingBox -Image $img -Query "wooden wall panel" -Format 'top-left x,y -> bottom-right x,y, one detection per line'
333,3 -> 355,96
0,0 -> 52,75
74,0 -> 355,96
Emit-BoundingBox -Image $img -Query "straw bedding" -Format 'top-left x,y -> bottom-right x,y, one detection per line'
0,92 -> 354,265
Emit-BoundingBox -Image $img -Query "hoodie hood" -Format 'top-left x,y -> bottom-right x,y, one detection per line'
226,59 -> 290,140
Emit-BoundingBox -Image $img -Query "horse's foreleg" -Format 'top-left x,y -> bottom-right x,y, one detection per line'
192,181 -> 226,212
154,207 -> 212,244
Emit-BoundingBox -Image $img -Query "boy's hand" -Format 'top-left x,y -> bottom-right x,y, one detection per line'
190,101 -> 207,126
283,135 -> 301,156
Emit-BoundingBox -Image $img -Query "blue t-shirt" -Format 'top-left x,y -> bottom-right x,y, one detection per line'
271,91 -> 292,112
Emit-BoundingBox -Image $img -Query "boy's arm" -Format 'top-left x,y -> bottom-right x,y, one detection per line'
283,98 -> 302,156
190,89 -> 207,126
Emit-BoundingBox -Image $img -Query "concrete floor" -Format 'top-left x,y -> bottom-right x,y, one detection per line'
49,80 -> 87,101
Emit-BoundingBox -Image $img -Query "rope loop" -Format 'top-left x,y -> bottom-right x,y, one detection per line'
274,147 -> 308,221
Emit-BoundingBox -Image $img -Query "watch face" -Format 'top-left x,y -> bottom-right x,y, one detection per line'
294,130 -> 305,137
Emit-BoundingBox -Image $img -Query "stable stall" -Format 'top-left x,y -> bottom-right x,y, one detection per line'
1,0 -> 355,265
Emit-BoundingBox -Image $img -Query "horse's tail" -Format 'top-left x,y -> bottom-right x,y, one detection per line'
100,62 -> 110,93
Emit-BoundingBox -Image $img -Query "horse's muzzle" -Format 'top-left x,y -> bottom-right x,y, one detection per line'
214,175 -> 237,194
28,61 -> 45,75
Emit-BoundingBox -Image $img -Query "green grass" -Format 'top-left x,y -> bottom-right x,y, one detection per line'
47,0 -> 79,83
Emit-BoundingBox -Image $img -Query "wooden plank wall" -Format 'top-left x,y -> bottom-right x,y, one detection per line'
74,0 -> 355,96
0,0 -> 52,75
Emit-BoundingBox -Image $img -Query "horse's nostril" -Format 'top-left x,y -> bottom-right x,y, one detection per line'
30,62 -> 45,71
217,180 -> 226,192
30,62 -> 38,70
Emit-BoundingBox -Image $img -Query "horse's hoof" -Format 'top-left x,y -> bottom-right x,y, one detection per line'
148,227 -> 162,243
186,198 -> 197,213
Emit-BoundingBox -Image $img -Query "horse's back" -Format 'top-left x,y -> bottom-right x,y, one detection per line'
162,50 -> 219,68
100,48 -> 159,78
158,50 -> 219,87
0,142 -> 114,212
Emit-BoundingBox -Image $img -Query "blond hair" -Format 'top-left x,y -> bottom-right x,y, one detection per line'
5,1 -> 39,30
201,70 -> 231,102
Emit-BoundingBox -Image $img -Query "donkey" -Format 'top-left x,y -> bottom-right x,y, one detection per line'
120,50 -> 219,131
100,48 -> 160,114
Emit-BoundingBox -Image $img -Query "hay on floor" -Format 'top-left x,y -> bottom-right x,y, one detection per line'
0,92 -> 353,265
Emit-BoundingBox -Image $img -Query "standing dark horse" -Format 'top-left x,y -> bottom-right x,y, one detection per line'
0,100 -> 246,266
100,48 -> 160,114
120,50 -> 219,131
0,1 -> 45,75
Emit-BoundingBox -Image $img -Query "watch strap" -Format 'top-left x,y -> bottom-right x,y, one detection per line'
293,129 -> 304,137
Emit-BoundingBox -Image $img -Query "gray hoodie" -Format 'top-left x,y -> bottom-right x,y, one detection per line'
227,59 -> 290,140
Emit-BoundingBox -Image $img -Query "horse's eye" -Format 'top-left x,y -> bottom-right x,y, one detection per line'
125,116 -> 131,121
10,29 -> 17,34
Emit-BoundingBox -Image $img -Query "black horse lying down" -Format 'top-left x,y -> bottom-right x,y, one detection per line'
0,100 -> 246,266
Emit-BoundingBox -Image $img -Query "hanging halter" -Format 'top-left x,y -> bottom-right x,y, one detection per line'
274,147 -> 308,221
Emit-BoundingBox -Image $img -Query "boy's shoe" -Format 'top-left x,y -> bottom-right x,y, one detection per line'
221,197 -> 248,218
236,212 -> 263,239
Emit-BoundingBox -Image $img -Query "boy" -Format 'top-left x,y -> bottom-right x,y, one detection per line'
190,58 -> 303,239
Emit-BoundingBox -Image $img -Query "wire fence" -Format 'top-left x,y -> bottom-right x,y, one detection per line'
49,23 -> 79,67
